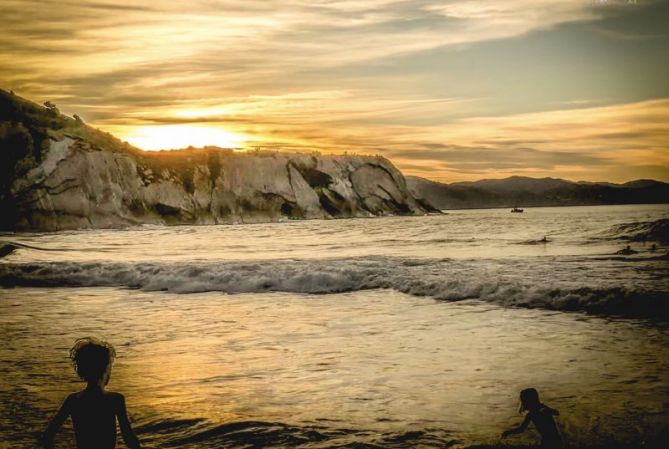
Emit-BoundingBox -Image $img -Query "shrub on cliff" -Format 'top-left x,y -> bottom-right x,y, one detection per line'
0,122 -> 35,191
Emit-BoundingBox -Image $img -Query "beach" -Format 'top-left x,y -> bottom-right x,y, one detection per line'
1,204 -> 668,448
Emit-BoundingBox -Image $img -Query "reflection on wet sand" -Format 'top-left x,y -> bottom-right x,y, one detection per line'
1,288 -> 666,448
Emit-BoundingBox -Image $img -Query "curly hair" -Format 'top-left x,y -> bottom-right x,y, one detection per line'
69,337 -> 116,382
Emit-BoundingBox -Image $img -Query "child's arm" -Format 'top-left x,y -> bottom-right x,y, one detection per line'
42,395 -> 72,449
115,393 -> 142,449
501,414 -> 531,438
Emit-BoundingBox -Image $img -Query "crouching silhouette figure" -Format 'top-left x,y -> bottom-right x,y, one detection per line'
501,388 -> 563,449
42,337 -> 142,449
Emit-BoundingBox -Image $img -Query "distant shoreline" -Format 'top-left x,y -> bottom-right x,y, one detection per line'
439,202 -> 669,212
2,203 -> 668,237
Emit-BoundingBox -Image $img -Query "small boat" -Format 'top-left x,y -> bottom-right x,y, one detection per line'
511,207 -> 524,213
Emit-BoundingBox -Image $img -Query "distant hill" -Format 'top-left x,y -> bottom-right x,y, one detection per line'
0,89 -> 430,231
406,175 -> 669,210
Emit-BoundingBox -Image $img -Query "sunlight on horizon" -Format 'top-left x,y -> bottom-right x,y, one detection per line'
4,0 -> 666,182
123,124 -> 246,150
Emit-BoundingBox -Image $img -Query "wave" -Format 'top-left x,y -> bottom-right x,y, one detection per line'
601,218 -> 669,244
0,240 -> 67,258
132,418 -> 667,449
0,242 -> 50,257
593,252 -> 669,262
136,418 -> 456,448
1,257 -> 667,319
516,237 -> 550,245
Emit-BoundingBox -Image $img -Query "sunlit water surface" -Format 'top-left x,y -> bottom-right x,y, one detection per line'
0,205 -> 668,448
3,204 -> 669,263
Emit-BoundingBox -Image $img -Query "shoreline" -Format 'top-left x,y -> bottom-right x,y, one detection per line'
438,202 -> 669,212
2,203 -> 667,235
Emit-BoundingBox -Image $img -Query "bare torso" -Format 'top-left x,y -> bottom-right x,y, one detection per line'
68,390 -> 121,449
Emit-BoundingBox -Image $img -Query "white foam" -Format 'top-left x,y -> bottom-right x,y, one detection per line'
1,256 -> 666,318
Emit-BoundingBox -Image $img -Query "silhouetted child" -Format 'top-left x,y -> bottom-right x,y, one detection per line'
42,337 -> 142,449
501,388 -> 563,449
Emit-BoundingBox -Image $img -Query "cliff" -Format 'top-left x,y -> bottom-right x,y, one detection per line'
407,175 -> 669,210
0,89 -> 430,231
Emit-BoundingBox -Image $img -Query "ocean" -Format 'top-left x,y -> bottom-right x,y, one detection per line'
0,204 -> 667,448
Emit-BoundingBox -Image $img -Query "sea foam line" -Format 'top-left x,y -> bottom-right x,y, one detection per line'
1,257 -> 667,319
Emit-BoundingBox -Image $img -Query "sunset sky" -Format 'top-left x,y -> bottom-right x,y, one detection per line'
2,0 -> 667,182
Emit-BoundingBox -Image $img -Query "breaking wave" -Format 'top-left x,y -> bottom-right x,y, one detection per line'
1,256 -> 667,319
600,218 -> 669,244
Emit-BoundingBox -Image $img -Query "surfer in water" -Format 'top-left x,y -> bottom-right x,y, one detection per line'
616,245 -> 637,255
42,338 -> 142,449
501,388 -> 563,449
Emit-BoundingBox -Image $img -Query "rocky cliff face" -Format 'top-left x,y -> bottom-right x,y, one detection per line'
1,90 -> 429,231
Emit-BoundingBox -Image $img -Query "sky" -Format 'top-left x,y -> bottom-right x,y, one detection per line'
1,0 -> 668,183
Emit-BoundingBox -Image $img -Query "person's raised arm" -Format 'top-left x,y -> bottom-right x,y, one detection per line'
116,394 -> 142,449
501,414 -> 530,438
42,395 -> 72,449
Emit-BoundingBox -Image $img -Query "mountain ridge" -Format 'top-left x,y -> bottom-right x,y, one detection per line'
407,175 -> 669,210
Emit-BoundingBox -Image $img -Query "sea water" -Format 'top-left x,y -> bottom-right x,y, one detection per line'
0,205 -> 667,448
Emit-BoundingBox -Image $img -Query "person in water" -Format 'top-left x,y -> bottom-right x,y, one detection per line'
616,245 -> 637,255
42,337 -> 142,449
501,388 -> 563,449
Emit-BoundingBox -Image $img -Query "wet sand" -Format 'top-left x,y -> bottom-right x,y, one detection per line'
1,288 -> 666,448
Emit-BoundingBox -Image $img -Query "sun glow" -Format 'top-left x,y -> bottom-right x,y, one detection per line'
124,125 -> 245,151
175,107 -> 232,119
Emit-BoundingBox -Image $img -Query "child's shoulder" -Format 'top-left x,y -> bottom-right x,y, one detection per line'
67,391 -> 84,402
537,404 -> 559,417
67,390 -> 125,402
103,390 -> 126,402
60,391 -> 85,409
61,392 -> 78,405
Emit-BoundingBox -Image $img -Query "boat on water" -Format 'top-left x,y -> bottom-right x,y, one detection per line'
511,207 -> 524,213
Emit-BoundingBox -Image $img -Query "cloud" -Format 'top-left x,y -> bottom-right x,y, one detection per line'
1,0 -> 667,182
0,1 -> 605,81
115,95 -> 663,183
382,99 -> 669,182
0,1 -> 652,105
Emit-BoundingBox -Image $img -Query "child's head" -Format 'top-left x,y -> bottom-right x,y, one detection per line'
70,337 -> 116,385
519,387 -> 541,412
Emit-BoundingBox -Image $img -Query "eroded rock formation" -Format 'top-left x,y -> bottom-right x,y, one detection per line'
1,89 -> 430,230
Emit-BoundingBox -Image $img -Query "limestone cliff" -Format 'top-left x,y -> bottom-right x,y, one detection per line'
0,89 -> 430,231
